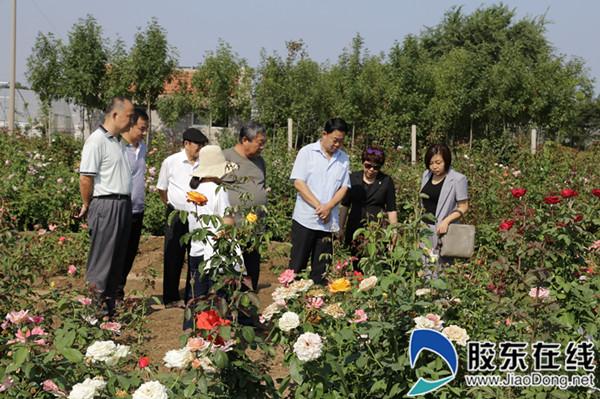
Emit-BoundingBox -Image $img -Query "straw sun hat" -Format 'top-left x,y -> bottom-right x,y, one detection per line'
191,145 -> 238,179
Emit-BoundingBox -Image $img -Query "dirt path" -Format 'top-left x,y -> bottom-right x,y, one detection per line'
125,236 -> 289,380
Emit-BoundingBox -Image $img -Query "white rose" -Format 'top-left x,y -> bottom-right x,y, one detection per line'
415,288 -> 431,296
442,325 -> 470,346
288,279 -> 314,292
197,356 -> 217,373
271,286 -> 298,302
413,316 -> 435,330
358,276 -> 377,291
261,301 -> 285,322
132,381 -> 169,399
68,377 -> 106,399
105,344 -> 130,366
85,340 -> 116,363
278,311 -> 300,332
293,332 -> 323,362
163,347 -> 193,369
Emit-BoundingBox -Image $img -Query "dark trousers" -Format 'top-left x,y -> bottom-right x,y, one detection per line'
86,197 -> 132,315
288,220 -> 333,284
163,204 -> 190,304
243,249 -> 260,291
117,212 -> 144,300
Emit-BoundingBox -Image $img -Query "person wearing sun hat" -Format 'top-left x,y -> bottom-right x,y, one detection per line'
183,146 -> 239,327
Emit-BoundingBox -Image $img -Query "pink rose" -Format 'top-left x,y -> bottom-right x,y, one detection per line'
278,269 -> 296,285
100,321 -> 122,333
351,309 -> 368,324
76,296 -> 92,306
528,287 -> 550,300
6,310 -> 30,325
58,236 -> 66,244
42,379 -> 65,396
67,265 -> 77,276
307,297 -> 324,309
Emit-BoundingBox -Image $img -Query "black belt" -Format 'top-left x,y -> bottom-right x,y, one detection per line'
93,194 -> 131,200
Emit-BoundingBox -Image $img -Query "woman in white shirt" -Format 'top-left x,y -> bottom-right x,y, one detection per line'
184,146 -> 237,309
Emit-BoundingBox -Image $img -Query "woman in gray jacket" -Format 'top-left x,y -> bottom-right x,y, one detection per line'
420,144 -> 469,257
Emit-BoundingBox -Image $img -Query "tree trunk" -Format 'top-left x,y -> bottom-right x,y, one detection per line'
209,111 -> 213,143
469,117 -> 473,150
47,100 -> 52,147
80,107 -> 86,140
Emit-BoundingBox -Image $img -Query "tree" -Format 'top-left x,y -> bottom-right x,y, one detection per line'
129,18 -> 177,142
61,15 -> 107,138
103,38 -> 132,101
192,40 -> 252,130
26,32 -> 63,140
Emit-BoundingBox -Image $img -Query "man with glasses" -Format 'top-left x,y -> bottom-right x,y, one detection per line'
116,108 -> 149,303
288,118 -> 351,284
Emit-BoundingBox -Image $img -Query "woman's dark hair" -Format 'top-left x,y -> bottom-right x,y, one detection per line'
362,146 -> 385,165
323,117 -> 349,134
424,144 -> 452,171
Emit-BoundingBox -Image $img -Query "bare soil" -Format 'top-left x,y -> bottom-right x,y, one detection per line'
123,236 -> 290,381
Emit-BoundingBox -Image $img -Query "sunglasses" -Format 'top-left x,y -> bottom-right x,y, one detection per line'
363,162 -> 381,171
366,148 -> 383,156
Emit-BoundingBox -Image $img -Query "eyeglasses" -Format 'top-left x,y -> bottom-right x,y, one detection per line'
363,162 -> 381,171
366,148 -> 383,156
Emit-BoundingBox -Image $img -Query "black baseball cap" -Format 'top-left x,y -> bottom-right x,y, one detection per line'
182,128 -> 208,145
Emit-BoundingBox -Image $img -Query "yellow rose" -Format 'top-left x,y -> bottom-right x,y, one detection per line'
246,212 -> 258,223
328,278 -> 351,293
186,191 -> 208,206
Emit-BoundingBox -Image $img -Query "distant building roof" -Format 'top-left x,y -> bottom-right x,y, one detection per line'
163,68 -> 195,94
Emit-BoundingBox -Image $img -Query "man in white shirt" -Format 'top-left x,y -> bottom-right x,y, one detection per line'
156,128 -> 208,307
289,118 -> 351,284
78,96 -> 134,316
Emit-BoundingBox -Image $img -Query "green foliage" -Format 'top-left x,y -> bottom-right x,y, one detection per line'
191,40 -> 253,126
60,15 -> 107,133
26,32 -> 63,136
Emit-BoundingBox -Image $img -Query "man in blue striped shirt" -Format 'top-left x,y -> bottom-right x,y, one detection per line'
288,118 -> 351,284
117,108 -> 149,302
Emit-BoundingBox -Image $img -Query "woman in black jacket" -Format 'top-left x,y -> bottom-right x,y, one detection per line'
339,147 -> 397,261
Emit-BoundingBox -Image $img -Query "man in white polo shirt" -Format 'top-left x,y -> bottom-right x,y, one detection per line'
157,128 -> 208,307
78,96 -> 134,316
288,118 -> 351,284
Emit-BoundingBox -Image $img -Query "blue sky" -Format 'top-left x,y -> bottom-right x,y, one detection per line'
1,0 -> 598,94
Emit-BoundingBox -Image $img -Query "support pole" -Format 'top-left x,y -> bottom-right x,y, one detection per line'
8,0 -> 17,133
411,124 -> 417,165
287,118 -> 293,150
531,128 -> 537,155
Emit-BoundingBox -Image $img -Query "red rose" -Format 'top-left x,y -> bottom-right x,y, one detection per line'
353,270 -> 364,282
196,310 -> 231,330
138,356 -> 150,368
573,214 -> 583,223
499,220 -> 515,231
543,196 -> 561,205
511,188 -> 527,198
592,189 -> 600,198
560,188 -> 578,198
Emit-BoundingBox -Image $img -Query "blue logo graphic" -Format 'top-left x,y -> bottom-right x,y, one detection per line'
408,329 -> 459,396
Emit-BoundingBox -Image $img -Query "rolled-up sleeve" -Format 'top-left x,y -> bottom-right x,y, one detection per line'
156,159 -> 169,191
290,148 -> 308,181
79,140 -> 101,176
455,176 -> 469,201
